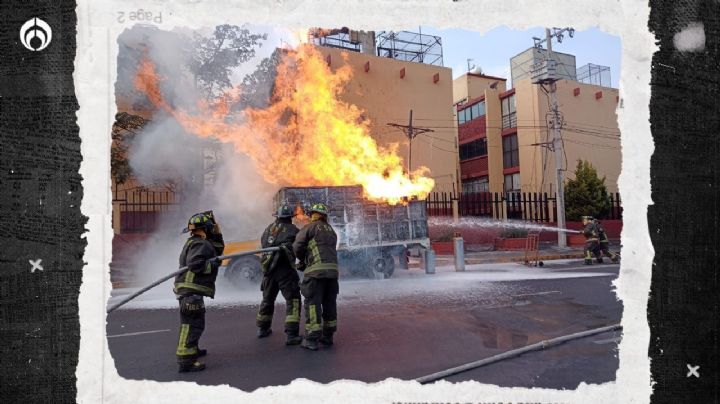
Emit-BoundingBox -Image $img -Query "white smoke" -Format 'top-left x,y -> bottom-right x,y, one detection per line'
115,25 -> 279,286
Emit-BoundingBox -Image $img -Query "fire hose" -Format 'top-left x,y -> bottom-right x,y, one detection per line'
106,247 -> 280,314
415,323 -> 622,384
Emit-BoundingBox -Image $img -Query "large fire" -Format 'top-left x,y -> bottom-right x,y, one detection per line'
134,43 -> 435,204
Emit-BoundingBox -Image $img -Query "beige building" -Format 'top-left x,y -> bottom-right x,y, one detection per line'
454,72 -> 620,198
315,45 -> 460,194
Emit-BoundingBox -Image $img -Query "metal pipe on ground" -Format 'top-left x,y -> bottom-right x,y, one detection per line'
415,323 -> 622,384
106,247 -> 280,314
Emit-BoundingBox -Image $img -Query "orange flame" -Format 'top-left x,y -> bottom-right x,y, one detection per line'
134,44 -> 435,204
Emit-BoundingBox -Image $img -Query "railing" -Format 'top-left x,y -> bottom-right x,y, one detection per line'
501,112 -> 517,129
112,188 -> 180,233
426,191 -> 622,223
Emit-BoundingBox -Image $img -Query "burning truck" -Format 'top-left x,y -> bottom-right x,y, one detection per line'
222,185 -> 429,285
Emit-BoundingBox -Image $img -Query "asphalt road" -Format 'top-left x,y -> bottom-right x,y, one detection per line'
107,260 -> 622,391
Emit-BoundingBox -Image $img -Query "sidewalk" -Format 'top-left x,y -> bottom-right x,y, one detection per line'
418,241 -> 621,266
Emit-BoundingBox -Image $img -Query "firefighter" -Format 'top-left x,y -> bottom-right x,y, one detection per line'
293,203 -> 339,351
174,212 -> 224,373
593,218 -> 619,263
256,205 -> 303,345
581,215 -> 600,265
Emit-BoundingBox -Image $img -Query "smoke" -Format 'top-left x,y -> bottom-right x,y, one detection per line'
116,25 -> 278,286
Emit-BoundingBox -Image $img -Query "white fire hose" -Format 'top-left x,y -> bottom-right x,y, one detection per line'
106,247 -> 280,313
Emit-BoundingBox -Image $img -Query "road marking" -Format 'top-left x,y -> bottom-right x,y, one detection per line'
687,364 -> 700,378
593,336 -> 622,345
107,329 -> 171,338
513,291 -> 560,298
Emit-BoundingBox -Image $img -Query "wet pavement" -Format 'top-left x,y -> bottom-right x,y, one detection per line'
107,260 -> 622,391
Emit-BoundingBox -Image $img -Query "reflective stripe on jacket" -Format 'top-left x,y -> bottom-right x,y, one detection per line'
174,235 -> 224,298
293,218 -> 338,279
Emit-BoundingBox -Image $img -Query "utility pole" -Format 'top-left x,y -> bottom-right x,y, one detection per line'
387,109 -> 434,177
532,27 -> 574,247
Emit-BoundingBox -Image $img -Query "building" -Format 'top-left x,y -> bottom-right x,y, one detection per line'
454,66 -> 621,198
312,29 -> 460,194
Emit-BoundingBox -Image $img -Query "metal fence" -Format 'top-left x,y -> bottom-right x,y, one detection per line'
112,188 -> 180,233
427,191 -> 622,222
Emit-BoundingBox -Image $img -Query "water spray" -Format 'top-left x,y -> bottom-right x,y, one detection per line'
427,217 -> 582,234
106,247 -> 280,313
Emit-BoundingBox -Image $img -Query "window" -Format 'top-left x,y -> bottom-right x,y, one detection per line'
457,101 -> 486,125
463,177 -> 489,193
503,173 -> 520,192
502,134 -> 519,168
459,138 -> 488,161
501,94 -> 516,129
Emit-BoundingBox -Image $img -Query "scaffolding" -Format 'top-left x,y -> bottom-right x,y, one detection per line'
375,30 -> 443,66
309,27 -> 362,52
576,63 -> 612,87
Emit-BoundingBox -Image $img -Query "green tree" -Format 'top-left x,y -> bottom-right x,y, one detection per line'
564,160 -> 611,221
111,112 -> 147,184
188,24 -> 267,100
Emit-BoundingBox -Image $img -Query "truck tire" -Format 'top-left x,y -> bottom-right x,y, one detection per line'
224,255 -> 261,287
366,254 -> 395,279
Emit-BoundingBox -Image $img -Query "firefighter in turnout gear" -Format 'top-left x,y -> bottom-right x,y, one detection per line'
593,218 -> 619,263
581,216 -> 601,265
256,205 -> 303,345
293,203 -> 339,351
174,211 -> 224,372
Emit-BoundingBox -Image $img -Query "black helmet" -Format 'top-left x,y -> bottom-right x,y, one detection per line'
581,215 -> 594,222
183,212 -> 215,234
309,203 -> 329,215
275,205 -> 295,218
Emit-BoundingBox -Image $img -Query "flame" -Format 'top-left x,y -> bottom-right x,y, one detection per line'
134,44 -> 435,205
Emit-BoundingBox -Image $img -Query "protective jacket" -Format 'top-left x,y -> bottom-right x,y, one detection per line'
260,219 -> 299,274
582,222 -> 599,241
594,220 -> 609,243
174,234 -> 224,298
293,218 -> 338,279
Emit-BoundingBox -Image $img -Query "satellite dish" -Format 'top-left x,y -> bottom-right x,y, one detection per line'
470,66 -> 483,75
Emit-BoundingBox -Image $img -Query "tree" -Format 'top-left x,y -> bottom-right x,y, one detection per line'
564,160 -> 611,221
188,24 -> 268,100
111,112 -> 147,184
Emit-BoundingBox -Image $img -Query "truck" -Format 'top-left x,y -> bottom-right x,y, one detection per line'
222,185 -> 430,286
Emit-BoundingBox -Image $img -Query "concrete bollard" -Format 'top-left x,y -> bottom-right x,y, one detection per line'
424,249 -> 436,274
453,236 -> 465,272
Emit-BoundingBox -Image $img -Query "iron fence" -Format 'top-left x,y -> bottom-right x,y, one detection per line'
113,188 -> 180,233
427,191 -> 622,222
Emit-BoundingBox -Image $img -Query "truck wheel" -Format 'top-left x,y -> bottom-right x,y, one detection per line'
224,255 -> 261,286
366,255 -> 395,279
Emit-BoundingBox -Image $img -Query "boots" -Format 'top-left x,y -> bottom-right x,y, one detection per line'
257,328 -> 272,338
301,337 -> 319,351
584,259 -> 593,265
596,257 -> 604,264
285,333 -> 303,345
319,331 -> 334,346
197,348 -> 207,357
178,360 -> 206,373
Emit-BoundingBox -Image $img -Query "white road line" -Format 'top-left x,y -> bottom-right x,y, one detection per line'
513,291 -> 561,298
107,329 -> 172,338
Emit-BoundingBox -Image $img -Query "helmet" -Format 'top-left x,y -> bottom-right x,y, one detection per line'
183,212 -> 215,234
275,205 -> 295,218
581,215 -> 594,222
308,203 -> 329,215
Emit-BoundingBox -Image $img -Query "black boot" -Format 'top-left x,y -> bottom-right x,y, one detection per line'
197,348 -> 207,357
584,259 -> 592,265
319,333 -> 334,346
596,257 -> 604,264
257,328 -> 272,338
301,338 -> 318,351
285,333 -> 303,345
178,360 -> 206,373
